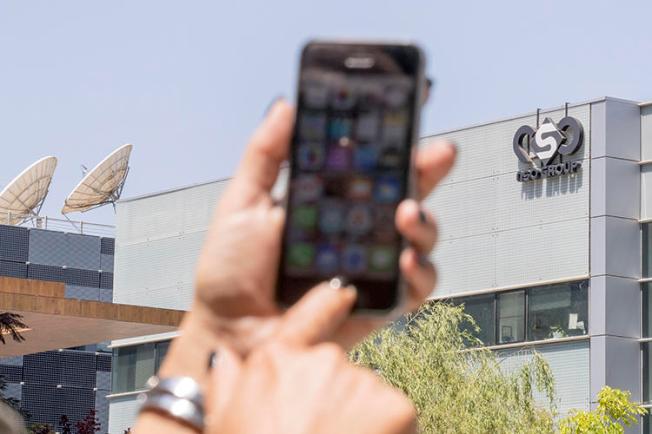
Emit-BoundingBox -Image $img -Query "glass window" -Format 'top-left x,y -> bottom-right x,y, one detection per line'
457,295 -> 495,346
527,281 -> 588,341
497,291 -> 525,344
155,340 -> 171,373
645,284 -> 652,338
112,343 -> 155,393
644,223 -> 652,277
644,343 -> 652,404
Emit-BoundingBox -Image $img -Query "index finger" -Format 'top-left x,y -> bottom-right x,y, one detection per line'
416,140 -> 457,199
225,100 -> 294,210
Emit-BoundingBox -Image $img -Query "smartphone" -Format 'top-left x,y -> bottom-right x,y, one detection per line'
277,40 -> 425,312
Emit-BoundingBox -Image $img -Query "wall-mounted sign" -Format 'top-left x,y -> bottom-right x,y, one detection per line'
513,116 -> 584,182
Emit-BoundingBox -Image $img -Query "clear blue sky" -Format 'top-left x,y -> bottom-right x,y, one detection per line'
1,0 -> 651,225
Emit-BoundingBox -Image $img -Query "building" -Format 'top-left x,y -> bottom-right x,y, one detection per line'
0,223 -> 115,430
0,219 -> 183,432
108,96 -> 652,433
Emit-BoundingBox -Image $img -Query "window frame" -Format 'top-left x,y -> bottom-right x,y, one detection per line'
451,279 -> 589,349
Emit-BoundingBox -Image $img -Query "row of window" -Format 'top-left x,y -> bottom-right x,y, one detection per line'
112,340 -> 170,393
451,280 -> 589,346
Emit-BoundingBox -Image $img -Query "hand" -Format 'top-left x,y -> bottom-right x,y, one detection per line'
191,100 -> 456,350
206,282 -> 417,434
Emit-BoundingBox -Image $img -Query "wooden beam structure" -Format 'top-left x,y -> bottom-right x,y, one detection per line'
0,276 -> 184,356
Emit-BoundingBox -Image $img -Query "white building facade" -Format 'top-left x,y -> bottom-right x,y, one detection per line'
108,97 -> 652,433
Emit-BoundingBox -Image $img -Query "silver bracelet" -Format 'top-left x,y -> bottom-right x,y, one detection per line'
138,376 -> 205,431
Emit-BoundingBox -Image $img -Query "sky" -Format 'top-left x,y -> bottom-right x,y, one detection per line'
1,0 -> 651,225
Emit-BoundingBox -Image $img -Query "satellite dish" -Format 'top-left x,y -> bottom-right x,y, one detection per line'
62,144 -> 133,214
0,156 -> 58,225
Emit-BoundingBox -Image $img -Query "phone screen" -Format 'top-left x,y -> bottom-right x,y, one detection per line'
277,42 -> 423,311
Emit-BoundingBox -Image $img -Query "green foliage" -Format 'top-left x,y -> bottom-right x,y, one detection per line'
351,302 -> 557,434
559,386 -> 647,434
28,423 -> 54,434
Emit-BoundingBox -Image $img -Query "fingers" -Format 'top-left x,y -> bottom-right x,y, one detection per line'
230,100 -> 295,207
416,140 -> 456,199
400,248 -> 437,311
276,279 -> 357,347
206,345 -> 243,429
395,199 -> 437,254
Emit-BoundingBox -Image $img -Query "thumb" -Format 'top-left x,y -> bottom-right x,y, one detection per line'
276,278 -> 357,347
205,344 -> 243,433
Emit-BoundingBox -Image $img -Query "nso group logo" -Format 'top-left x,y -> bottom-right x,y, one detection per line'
513,116 -> 584,182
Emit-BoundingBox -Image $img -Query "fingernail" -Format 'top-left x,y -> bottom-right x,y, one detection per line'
329,276 -> 349,290
207,350 -> 218,370
263,96 -> 285,117
448,141 -> 458,154
418,255 -> 430,268
418,209 -> 428,225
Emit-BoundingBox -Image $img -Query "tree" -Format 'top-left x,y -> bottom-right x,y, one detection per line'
351,302 -> 557,434
559,386 -> 647,434
0,374 -> 29,421
28,423 -> 54,434
59,414 -> 72,434
0,312 -> 27,344
75,409 -> 101,434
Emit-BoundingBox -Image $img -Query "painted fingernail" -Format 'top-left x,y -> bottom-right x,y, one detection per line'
418,255 -> 430,268
418,209 -> 428,225
207,351 -> 218,370
263,95 -> 284,117
448,141 -> 458,154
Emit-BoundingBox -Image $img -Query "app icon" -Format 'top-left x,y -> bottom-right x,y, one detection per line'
292,205 -> 318,230
374,175 -> 401,203
303,82 -> 329,108
382,111 -> 407,145
353,144 -> 378,171
326,145 -> 351,171
323,177 -> 347,198
315,244 -> 339,275
374,206 -> 398,242
288,242 -> 315,268
342,244 -> 367,274
378,146 -> 402,168
329,117 -> 353,141
319,200 -> 344,234
384,84 -> 409,108
300,113 -> 327,141
331,87 -> 355,110
369,245 -> 397,273
292,175 -> 323,203
357,83 -> 383,110
345,204 -> 373,236
348,176 -> 373,200
297,143 -> 325,171
355,112 -> 380,142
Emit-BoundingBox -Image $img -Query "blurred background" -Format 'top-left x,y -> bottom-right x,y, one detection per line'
1,0 -> 651,224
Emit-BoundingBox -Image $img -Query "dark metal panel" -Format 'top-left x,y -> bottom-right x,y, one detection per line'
0,225 -> 29,262
27,263 -> 64,282
100,272 -> 113,289
63,268 -> 100,287
0,260 -> 27,278
100,238 -> 115,255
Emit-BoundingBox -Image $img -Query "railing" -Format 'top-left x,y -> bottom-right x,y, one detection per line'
0,212 -> 115,237
30,216 -> 115,237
